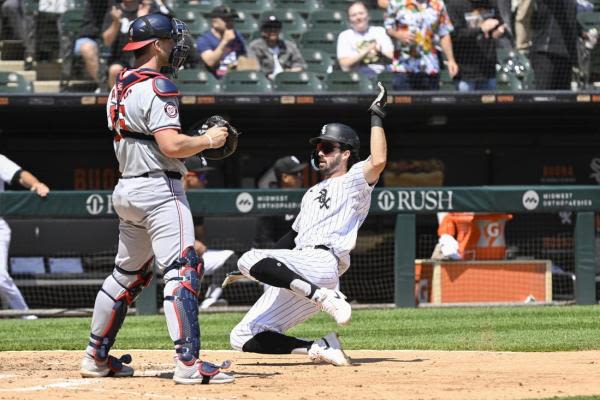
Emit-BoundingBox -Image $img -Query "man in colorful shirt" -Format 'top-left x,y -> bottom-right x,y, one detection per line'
385,0 -> 459,90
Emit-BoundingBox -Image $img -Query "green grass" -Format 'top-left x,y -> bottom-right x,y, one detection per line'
2,305 -> 600,352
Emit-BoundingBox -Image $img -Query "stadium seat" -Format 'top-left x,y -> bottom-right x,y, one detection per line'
577,12 -> 600,31
174,4 -> 200,22
176,69 -> 221,93
307,10 -> 347,30
171,0 -> 223,16
274,71 -> 325,92
439,69 -> 455,91
299,30 -> 338,58
376,71 -> 395,88
300,48 -> 334,77
496,49 -> 533,89
185,15 -> 210,36
496,70 -> 523,91
258,10 -> 308,38
223,0 -> 273,16
321,0 -> 355,11
370,9 -> 385,26
0,72 -> 32,93
233,11 -> 259,41
324,71 -> 373,92
222,70 -> 273,92
58,9 -> 93,91
273,0 -> 322,16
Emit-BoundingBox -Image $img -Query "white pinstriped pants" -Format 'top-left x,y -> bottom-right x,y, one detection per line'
230,247 -> 339,350
0,218 -> 28,310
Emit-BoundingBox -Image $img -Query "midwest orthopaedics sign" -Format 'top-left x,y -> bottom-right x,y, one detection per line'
376,190 -> 454,212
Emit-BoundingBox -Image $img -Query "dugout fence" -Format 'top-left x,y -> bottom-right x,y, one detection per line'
0,186 -> 598,317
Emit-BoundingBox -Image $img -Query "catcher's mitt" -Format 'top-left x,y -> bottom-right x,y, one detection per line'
196,115 -> 241,160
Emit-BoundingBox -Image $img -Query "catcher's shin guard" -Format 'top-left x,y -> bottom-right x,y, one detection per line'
86,260 -> 153,362
164,246 -> 204,363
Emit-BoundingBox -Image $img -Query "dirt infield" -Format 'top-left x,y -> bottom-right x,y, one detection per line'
0,350 -> 599,400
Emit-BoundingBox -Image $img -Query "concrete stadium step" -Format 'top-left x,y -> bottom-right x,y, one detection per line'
33,80 -> 97,93
33,80 -> 60,93
0,60 -> 24,71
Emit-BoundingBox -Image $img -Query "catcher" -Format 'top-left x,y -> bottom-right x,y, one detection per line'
80,13 -> 239,384
228,82 -> 388,366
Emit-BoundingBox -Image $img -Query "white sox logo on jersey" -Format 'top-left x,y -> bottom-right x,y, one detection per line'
314,188 -> 331,209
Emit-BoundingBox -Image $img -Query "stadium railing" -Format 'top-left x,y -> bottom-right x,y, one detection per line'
0,186 -> 598,316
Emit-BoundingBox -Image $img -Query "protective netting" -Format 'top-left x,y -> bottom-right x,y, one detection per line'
0,0 -> 597,93
0,211 -> 580,312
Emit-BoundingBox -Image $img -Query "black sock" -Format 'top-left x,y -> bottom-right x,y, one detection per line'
249,257 -> 319,298
242,331 -> 313,354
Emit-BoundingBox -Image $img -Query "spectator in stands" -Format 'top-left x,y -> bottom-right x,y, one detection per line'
248,15 -> 306,80
514,0 -> 534,53
385,0 -> 459,90
447,0 -> 505,91
530,0 -> 578,90
197,5 -> 248,79
0,154 -> 49,319
74,0 -> 112,90
0,0 -> 36,70
183,157 -> 236,309
254,156 -> 306,248
101,0 -> 162,89
337,1 -> 394,81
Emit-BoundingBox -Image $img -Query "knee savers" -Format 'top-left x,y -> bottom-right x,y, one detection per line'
89,261 -> 153,361
163,246 -> 203,362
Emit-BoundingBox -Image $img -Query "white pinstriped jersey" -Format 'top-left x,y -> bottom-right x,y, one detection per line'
106,70 -> 186,177
0,155 -> 20,194
292,159 -> 374,271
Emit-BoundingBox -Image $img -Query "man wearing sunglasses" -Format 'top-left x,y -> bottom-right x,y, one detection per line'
229,83 -> 388,366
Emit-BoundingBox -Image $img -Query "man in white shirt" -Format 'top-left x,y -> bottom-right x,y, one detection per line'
337,1 -> 394,80
0,154 -> 49,318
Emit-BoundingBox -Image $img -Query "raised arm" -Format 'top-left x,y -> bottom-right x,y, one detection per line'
363,82 -> 388,185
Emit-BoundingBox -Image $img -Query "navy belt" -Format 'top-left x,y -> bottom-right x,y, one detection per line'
315,245 -> 330,251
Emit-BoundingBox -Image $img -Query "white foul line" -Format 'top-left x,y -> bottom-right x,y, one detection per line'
0,378 -> 101,392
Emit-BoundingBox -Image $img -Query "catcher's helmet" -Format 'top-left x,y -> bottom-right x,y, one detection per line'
309,123 -> 360,171
123,13 -> 191,76
123,13 -> 177,51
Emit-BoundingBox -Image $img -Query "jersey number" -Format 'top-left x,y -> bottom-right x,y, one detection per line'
110,104 -> 128,141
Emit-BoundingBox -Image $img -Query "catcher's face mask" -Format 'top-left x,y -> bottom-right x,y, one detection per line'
167,18 -> 190,77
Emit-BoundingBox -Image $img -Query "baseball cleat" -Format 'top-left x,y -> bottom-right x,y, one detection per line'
173,359 -> 234,384
80,353 -> 134,378
308,332 -> 351,366
313,288 -> 352,326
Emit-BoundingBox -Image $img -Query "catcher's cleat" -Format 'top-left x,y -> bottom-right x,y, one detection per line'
309,332 -> 351,366
173,359 -> 234,385
80,353 -> 134,377
312,288 -> 352,326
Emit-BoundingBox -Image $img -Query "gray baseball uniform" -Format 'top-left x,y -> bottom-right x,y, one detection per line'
85,68 -> 199,371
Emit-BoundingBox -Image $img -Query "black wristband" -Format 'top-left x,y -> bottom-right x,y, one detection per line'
371,114 -> 383,128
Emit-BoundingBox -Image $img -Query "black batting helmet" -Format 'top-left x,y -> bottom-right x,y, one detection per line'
309,123 -> 360,171
309,123 -> 360,151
